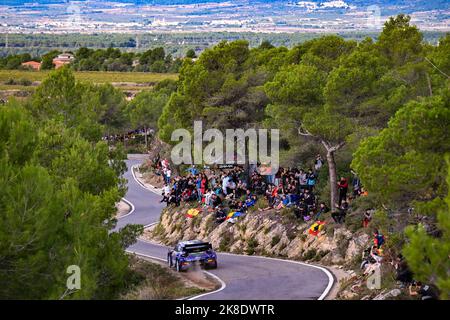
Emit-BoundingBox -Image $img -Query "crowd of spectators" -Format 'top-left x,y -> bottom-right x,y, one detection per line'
153,154 -> 368,226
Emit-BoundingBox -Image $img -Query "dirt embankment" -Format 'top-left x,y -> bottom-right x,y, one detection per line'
121,255 -> 219,300
116,200 -> 131,218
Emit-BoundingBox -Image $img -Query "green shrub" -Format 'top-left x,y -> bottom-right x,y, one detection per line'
350,193 -> 378,212
219,231 -> 234,251
280,207 -> 297,223
19,78 -> 32,86
249,197 -> 269,212
345,211 -> 364,233
152,223 -> 164,236
303,248 -> 317,260
246,238 -> 258,255
271,235 -> 281,247
204,214 -> 216,233
315,250 -> 330,261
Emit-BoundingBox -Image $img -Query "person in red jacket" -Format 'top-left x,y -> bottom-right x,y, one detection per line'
337,177 -> 348,205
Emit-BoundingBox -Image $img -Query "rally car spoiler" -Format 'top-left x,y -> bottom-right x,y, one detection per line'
183,242 -> 212,253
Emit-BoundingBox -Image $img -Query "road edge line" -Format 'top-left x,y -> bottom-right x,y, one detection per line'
119,197 -> 135,219
131,164 -> 163,195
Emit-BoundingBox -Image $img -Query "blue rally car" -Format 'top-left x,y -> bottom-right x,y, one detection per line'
167,240 -> 218,272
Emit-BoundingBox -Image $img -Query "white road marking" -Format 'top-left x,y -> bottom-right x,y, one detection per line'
120,197 -> 135,219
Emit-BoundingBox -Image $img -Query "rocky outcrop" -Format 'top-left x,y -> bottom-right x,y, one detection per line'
146,204 -> 370,267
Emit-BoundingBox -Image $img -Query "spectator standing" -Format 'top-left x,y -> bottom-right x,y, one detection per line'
337,177 -> 348,205
314,154 -> 323,171
165,168 -> 171,184
299,169 -> 308,190
363,209 -> 373,228
351,171 -> 361,197
307,169 -> 316,191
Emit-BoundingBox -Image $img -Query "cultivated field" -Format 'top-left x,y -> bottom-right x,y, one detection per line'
0,70 -> 178,84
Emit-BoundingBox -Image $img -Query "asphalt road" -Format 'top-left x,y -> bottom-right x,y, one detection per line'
116,159 -> 334,300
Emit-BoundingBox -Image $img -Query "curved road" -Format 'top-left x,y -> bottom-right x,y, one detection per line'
116,159 -> 334,300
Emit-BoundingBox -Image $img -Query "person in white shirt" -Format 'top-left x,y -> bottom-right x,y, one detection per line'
222,175 -> 230,195
165,168 -> 171,184
163,184 -> 171,196
204,189 -> 214,206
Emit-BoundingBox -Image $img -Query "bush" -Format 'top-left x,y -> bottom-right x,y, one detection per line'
315,250 -> 330,261
345,211 -> 364,233
246,238 -> 258,255
204,214 -> 216,234
19,78 -> 32,86
303,248 -> 317,260
250,197 -> 268,212
271,235 -> 281,247
350,193 -> 378,211
219,231 -> 234,251
280,207 -> 297,223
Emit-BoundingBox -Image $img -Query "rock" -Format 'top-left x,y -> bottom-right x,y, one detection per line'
390,289 -> 402,297
340,290 -> 358,299
373,288 -> 402,300
347,270 -> 356,277
345,233 -> 369,261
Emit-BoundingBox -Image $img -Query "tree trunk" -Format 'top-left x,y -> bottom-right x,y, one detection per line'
325,149 -> 338,210
298,126 -> 344,211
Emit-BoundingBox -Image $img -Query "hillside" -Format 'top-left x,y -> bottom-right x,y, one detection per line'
142,195 -> 406,300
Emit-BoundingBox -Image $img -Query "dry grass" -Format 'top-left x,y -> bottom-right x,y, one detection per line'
0,69 -> 178,83
121,256 -> 207,300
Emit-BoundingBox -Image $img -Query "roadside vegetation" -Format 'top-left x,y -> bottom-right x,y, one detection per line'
121,256 -> 207,300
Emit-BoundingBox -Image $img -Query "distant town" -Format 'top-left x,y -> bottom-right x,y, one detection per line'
1,0 -> 448,34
